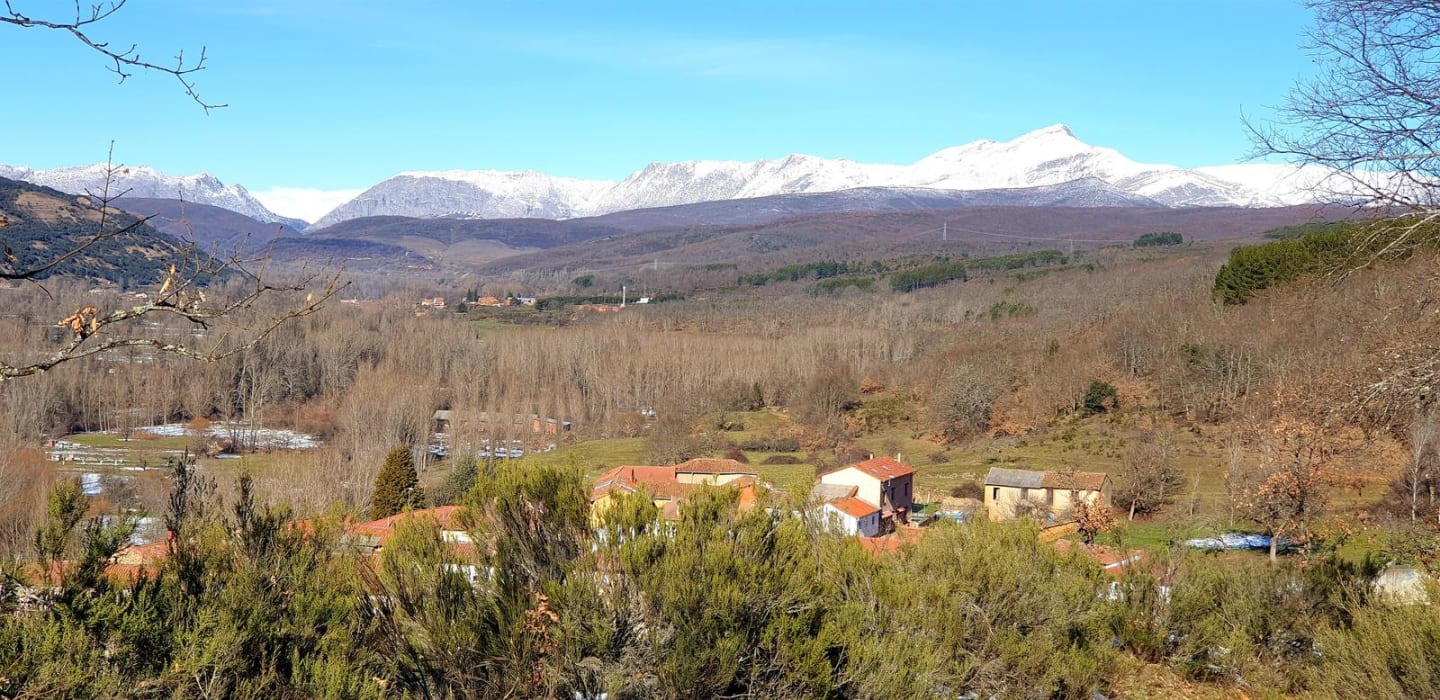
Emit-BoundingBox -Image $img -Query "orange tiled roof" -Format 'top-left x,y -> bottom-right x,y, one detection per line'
1040,470 -> 1109,492
1052,539 -> 1144,575
346,506 -> 465,541
858,526 -> 926,556
846,456 -> 916,481
673,458 -> 759,475
591,464 -> 769,510
829,496 -> 880,519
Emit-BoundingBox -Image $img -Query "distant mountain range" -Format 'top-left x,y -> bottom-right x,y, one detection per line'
2,125 -> 1366,230
0,164 -> 305,230
304,124 -> 1364,229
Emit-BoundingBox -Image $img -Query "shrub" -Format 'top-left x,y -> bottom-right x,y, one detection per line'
949,480 -> 983,500
1082,381 -> 1119,414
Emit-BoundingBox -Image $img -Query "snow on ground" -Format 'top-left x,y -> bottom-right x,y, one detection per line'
136,422 -> 319,450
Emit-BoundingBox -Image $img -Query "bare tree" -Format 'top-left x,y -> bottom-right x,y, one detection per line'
1401,407 -> 1440,523
1250,1 -> 1440,208
2,0 -> 223,110
1251,1 -> 1440,431
0,159 -> 345,383
1114,432 -> 1184,521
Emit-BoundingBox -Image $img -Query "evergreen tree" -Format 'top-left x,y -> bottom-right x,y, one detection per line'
371,446 -> 422,519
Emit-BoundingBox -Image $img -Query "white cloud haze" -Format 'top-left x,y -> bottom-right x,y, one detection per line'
253,187 -> 363,224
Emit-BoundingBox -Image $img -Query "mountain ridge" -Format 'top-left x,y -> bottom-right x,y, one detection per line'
4,125 -> 1363,229
0,164 -> 305,230
309,125 -> 1345,228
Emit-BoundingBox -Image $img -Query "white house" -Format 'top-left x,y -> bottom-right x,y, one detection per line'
817,456 -> 916,525
822,496 -> 882,537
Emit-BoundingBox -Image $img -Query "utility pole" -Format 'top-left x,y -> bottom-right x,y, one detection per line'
942,222 -> 947,242
621,285 -> 627,307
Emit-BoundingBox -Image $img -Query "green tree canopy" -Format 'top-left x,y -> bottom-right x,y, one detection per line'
371,446 -> 423,520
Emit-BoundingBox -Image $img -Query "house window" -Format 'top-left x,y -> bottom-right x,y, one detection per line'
1020,487 -> 1029,501
992,487 -> 1000,500
1046,489 -> 1055,506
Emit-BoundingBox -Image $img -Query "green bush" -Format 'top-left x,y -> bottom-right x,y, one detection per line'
1082,380 -> 1119,414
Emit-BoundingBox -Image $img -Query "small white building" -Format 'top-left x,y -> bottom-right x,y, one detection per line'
822,496 -> 881,537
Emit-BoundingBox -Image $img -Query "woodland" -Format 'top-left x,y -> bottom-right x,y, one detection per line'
7,0 -> 1440,696
3,218 -> 1440,697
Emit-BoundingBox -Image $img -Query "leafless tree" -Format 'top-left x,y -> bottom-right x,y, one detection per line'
0,159 -> 346,383
2,0 -> 223,111
1402,407 -> 1440,523
1114,432 -> 1184,520
1250,1 -> 1440,209
1251,1 -> 1440,422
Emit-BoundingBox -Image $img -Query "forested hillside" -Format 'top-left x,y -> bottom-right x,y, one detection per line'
0,178 -> 202,286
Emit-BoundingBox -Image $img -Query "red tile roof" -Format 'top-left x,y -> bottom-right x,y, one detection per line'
857,526 -> 926,556
829,496 -> 880,519
1040,470 -> 1110,491
845,456 -> 916,481
672,458 -> 758,475
591,462 -> 762,503
1052,539 -> 1145,576
346,506 -> 465,542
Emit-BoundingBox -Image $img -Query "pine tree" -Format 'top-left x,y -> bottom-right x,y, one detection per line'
371,446 -> 422,520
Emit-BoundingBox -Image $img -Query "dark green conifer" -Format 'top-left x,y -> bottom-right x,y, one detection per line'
371,445 -> 422,519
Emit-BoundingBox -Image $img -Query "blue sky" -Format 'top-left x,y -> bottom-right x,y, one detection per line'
6,0 -> 1315,218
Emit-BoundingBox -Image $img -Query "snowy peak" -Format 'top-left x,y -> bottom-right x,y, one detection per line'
6,125 -> 1340,234
312,124 -> 1321,227
0,163 -> 300,227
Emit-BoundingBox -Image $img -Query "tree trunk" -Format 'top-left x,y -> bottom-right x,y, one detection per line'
1129,500 -> 1137,521
1413,471 -> 1420,524
1269,533 -> 1278,562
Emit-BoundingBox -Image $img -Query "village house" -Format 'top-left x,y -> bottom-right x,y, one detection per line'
342,505 -> 473,556
815,456 -> 916,530
589,458 -> 764,523
982,467 -> 1111,522
811,485 -> 882,537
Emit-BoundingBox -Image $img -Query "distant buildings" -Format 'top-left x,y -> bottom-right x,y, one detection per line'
432,410 -> 572,437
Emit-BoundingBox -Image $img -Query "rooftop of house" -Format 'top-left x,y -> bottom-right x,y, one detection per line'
672,457 -> 756,474
829,496 -> 881,519
984,467 -> 1109,492
432,410 -> 571,426
843,456 -> 916,481
810,482 -> 859,503
590,463 -> 763,503
858,526 -> 927,556
1052,539 -> 1145,575
345,506 -> 467,545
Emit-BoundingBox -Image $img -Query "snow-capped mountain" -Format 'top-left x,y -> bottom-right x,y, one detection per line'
0,164 -> 302,228
313,125 -> 1338,228
309,170 -> 610,229
3,126 -> 1350,231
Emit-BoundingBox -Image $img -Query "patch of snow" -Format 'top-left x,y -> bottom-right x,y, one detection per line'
135,422 -> 319,450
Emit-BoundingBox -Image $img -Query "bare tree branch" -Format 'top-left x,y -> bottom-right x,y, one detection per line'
0,153 -> 348,383
2,0 -> 224,111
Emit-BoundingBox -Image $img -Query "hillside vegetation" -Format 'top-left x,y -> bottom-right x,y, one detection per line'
4,217 -> 1440,697
0,178 -> 205,286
